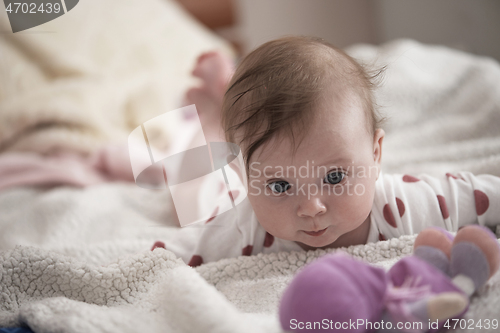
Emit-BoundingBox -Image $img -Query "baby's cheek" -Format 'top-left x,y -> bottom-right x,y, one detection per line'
256,213 -> 293,241
249,196 -> 288,232
340,178 -> 374,219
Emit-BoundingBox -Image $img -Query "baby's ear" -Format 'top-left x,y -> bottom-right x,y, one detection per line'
373,128 -> 385,165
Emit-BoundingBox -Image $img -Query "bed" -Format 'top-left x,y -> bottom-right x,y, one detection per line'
1,0 -> 500,332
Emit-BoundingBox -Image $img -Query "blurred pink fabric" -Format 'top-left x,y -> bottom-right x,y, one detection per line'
0,144 -> 135,191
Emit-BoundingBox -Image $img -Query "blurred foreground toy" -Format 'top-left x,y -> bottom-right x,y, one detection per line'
279,225 -> 500,333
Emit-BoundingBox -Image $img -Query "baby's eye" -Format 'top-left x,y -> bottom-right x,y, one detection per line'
267,180 -> 291,194
324,171 -> 345,185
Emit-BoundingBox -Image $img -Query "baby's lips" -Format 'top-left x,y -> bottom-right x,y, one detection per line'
303,228 -> 327,236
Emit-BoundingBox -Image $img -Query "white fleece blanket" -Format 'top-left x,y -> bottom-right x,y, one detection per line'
1,39 -> 500,332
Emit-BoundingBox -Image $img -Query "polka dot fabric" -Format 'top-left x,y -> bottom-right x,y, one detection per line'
159,191 -> 304,265
402,175 -> 420,183
151,241 -> 166,251
153,169 -> 500,266
242,245 -> 253,256
474,190 -> 489,216
188,255 -> 203,267
436,195 -> 450,219
368,172 -> 500,244
264,232 -> 275,248
205,207 -> 219,223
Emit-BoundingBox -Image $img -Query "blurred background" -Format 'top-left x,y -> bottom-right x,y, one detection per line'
179,0 -> 500,62
1,0 -> 499,188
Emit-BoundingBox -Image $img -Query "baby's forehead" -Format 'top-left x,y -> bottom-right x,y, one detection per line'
227,38 -> 376,173
245,91 -> 368,158
313,82 -> 371,130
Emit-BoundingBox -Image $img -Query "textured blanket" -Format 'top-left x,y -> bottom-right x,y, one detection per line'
0,0 -> 231,155
1,38 -> 500,333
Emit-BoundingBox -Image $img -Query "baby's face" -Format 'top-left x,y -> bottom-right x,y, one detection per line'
245,89 -> 384,250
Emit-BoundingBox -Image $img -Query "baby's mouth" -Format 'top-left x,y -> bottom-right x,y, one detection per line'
303,228 -> 327,237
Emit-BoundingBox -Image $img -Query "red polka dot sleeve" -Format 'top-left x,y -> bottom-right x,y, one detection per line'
369,172 -> 500,242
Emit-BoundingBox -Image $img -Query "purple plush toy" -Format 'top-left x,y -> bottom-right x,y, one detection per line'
279,225 -> 500,333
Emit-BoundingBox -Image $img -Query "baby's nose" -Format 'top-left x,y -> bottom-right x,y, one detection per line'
297,197 -> 326,218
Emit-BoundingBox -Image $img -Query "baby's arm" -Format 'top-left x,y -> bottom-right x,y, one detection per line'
152,186 -> 263,266
184,51 -> 234,144
170,52 -> 235,215
449,172 -> 499,229
151,206 -> 247,266
371,172 -> 500,240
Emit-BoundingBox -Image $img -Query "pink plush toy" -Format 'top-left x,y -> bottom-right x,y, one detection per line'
279,225 -> 500,333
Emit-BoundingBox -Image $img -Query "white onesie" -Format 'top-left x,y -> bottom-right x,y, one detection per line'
159,172 -> 500,267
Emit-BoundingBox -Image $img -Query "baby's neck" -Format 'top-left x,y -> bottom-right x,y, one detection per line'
296,214 -> 372,251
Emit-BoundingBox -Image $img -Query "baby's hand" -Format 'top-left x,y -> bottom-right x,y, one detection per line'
190,51 -> 234,100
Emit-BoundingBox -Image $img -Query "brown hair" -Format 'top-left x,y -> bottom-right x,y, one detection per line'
221,36 -> 384,173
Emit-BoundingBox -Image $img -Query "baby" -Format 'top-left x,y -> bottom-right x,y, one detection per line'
164,36 -> 500,267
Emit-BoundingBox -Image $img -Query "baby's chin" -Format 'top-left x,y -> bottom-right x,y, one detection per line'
295,231 -> 340,251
